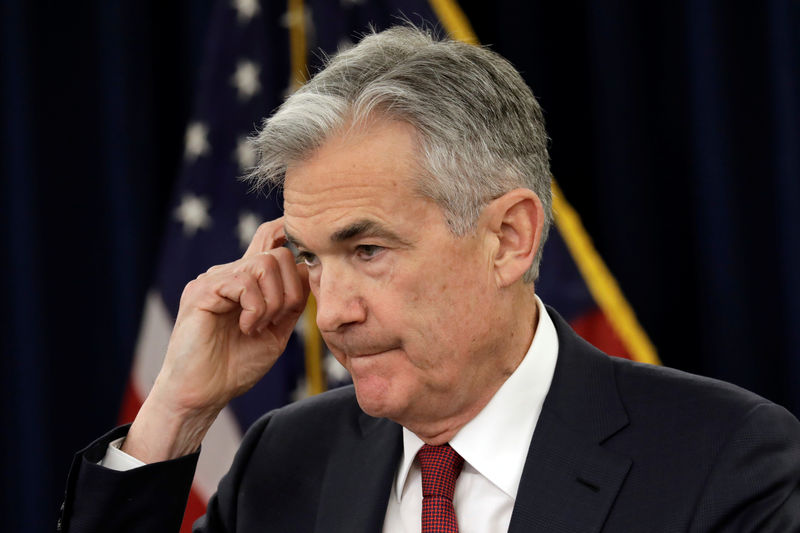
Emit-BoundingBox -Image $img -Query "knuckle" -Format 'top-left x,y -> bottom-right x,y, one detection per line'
181,278 -> 204,302
249,294 -> 266,312
183,278 -> 199,294
255,252 -> 279,271
252,221 -> 275,242
285,292 -> 306,313
292,299 -> 308,314
266,291 -> 284,311
272,246 -> 294,262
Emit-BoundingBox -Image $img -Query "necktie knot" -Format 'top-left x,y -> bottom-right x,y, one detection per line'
417,444 -> 464,500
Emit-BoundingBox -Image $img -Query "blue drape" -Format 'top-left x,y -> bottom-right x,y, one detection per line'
1,1 -> 798,531
1,2 -> 214,530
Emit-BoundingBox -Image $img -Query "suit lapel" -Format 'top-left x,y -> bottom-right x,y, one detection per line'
314,412 -> 402,533
508,308 -> 632,533
507,410 -> 631,533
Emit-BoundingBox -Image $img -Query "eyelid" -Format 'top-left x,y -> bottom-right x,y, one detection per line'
294,242 -> 386,265
295,250 -> 318,266
355,244 -> 385,258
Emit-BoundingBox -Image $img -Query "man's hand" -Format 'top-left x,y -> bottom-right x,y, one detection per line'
123,217 -> 309,463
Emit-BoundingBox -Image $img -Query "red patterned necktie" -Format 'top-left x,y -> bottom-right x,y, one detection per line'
417,444 -> 465,533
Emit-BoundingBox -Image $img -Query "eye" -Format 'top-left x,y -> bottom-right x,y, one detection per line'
295,251 -> 319,267
355,245 -> 384,261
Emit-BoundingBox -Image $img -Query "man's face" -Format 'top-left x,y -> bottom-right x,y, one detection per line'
283,120 -> 507,429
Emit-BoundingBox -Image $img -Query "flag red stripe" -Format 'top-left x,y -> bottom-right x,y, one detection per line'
569,308 -> 632,360
181,489 -> 207,533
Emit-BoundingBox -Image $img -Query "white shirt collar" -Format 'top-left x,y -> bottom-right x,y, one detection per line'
394,296 -> 559,501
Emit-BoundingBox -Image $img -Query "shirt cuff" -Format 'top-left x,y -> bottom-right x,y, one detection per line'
99,436 -> 146,471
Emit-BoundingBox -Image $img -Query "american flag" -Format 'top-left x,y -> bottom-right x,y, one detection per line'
119,0 -> 657,531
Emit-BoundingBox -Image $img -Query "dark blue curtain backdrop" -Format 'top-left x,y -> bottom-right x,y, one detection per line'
1,1 -> 798,531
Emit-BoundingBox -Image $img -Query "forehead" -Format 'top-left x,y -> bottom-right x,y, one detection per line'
282,120 -> 438,236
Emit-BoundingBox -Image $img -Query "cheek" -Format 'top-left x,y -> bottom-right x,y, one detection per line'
405,263 -> 486,344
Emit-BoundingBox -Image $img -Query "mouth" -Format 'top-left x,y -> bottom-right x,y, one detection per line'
322,334 -> 402,361
349,348 -> 395,358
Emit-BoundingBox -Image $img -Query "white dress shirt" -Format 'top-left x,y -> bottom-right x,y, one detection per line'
382,297 -> 558,532
101,436 -> 145,470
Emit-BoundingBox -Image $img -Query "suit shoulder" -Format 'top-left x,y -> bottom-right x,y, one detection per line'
609,356 -> 795,434
612,356 -> 767,404
548,305 -> 787,425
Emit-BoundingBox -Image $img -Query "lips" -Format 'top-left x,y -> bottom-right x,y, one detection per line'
322,332 -> 401,360
346,344 -> 401,358
327,341 -> 400,360
350,349 -> 391,358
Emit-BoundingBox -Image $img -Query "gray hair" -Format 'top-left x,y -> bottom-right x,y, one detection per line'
248,25 -> 552,282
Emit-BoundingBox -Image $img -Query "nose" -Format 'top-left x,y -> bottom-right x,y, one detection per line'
314,262 -> 367,332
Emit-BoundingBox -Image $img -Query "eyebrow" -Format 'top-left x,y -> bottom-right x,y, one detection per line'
284,219 -> 411,250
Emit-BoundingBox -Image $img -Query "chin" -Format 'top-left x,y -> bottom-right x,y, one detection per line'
351,376 -> 403,420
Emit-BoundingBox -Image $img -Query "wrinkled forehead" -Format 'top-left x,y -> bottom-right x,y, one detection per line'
283,119 -> 430,204
283,115 -> 429,188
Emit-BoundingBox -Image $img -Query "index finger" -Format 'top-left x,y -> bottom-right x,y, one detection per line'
243,217 -> 287,258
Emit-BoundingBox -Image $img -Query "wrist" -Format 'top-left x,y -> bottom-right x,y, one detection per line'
122,388 -> 222,463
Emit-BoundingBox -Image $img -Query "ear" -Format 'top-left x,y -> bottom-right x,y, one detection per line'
483,188 -> 544,288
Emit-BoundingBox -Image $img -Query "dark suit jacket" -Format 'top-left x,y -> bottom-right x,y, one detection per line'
59,308 -> 800,532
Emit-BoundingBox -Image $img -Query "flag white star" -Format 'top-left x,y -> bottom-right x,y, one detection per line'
236,211 -> 263,250
232,60 -> 261,101
174,193 -> 212,236
232,0 -> 260,22
324,351 -> 351,383
184,122 -> 210,162
235,137 -> 258,172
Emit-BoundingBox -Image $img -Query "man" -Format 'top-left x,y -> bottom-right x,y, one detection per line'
60,26 -> 800,532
